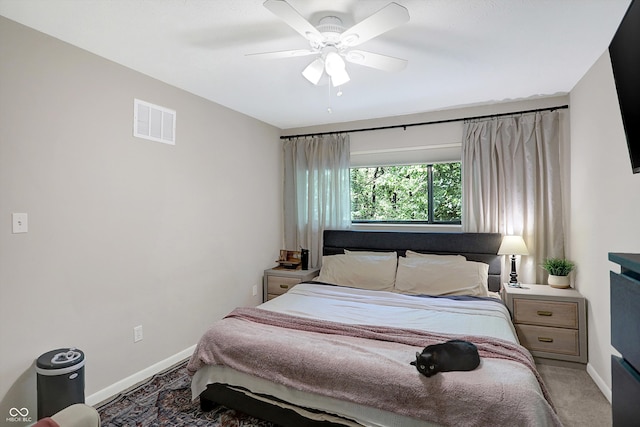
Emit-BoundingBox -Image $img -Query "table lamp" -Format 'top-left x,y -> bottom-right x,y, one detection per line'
498,235 -> 529,287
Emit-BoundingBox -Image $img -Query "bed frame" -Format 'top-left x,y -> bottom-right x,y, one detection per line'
199,230 -> 504,426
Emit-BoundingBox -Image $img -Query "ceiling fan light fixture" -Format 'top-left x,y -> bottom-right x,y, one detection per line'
330,68 -> 350,87
324,51 -> 349,87
302,57 -> 325,85
324,51 -> 345,76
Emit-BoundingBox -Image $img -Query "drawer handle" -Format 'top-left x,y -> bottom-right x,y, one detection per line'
538,337 -> 554,343
537,310 -> 553,317
279,284 -> 289,289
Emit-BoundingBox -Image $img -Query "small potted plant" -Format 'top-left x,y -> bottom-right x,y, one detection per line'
541,258 -> 575,288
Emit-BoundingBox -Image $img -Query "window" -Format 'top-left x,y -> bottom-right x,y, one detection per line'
350,162 -> 461,224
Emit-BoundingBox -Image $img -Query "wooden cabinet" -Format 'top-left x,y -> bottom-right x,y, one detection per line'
609,252 -> 640,426
502,284 -> 587,364
263,267 -> 320,302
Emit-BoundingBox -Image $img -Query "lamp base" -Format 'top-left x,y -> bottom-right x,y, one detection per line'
508,255 -> 519,285
507,282 -> 522,288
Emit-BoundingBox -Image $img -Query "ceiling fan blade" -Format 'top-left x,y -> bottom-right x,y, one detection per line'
345,50 -> 407,72
339,2 -> 410,48
263,0 -> 323,43
246,49 -> 317,59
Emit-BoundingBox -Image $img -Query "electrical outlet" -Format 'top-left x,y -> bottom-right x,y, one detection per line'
133,325 -> 143,343
252,285 -> 258,296
12,213 -> 28,233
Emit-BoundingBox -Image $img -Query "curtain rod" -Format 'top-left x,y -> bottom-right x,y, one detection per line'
280,104 -> 569,140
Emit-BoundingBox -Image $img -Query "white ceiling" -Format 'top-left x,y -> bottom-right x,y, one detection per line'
0,0 -> 631,129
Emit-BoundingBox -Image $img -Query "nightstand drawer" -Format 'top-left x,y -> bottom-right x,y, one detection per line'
516,324 -> 579,356
267,275 -> 302,295
513,299 -> 578,328
263,267 -> 320,302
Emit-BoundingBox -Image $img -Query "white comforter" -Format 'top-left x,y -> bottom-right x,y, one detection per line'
260,283 -> 517,342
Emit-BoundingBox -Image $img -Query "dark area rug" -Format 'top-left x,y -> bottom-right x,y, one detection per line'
97,360 -> 275,426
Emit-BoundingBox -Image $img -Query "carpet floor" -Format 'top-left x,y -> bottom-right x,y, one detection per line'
537,364 -> 612,427
97,360 -> 611,426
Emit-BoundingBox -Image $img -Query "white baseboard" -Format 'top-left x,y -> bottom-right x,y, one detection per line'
86,345 -> 195,406
587,363 -> 612,403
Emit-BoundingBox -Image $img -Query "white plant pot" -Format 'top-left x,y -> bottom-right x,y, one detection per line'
548,274 -> 570,288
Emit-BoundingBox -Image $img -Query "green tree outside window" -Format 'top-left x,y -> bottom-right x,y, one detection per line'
350,162 -> 461,223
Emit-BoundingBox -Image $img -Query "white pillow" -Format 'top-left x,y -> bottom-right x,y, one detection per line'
405,250 -> 467,262
394,257 -> 489,297
318,254 -> 397,291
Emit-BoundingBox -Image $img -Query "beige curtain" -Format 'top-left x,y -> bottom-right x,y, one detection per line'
462,111 -> 564,284
283,134 -> 351,268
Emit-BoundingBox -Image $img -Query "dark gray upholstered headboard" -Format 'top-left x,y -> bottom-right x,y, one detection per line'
323,230 -> 503,292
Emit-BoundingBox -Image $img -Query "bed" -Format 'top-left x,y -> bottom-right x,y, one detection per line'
187,230 -> 561,427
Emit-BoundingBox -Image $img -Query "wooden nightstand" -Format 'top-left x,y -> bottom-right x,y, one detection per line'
502,284 -> 587,364
263,267 -> 320,302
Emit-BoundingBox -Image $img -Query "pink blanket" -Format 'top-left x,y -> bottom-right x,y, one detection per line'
188,307 -> 561,426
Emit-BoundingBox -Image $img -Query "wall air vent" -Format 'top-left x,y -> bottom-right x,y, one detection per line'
133,99 -> 176,145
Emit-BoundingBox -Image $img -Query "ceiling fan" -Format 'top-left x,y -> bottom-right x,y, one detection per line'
248,0 -> 410,87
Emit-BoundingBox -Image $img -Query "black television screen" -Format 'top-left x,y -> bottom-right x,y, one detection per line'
609,0 -> 640,174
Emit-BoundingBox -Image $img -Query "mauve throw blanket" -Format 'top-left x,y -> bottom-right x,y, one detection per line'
187,307 -> 562,427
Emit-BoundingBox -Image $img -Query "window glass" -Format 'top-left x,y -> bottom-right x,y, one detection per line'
350,162 -> 461,224
432,162 -> 462,222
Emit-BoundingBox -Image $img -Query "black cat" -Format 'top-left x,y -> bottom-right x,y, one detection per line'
411,339 -> 480,377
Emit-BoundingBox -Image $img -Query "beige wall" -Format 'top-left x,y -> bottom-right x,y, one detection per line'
569,50 -> 640,400
0,16 -> 282,414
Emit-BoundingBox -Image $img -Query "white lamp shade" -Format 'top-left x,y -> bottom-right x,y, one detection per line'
324,52 -> 344,75
302,58 -> 325,85
498,235 -> 529,256
330,68 -> 350,87
324,52 -> 350,87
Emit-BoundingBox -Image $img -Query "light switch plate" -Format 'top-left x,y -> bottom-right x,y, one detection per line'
133,325 -> 143,343
12,213 -> 28,233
